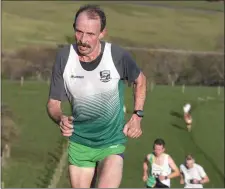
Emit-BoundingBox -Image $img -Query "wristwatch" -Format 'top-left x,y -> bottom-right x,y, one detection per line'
133,110 -> 144,118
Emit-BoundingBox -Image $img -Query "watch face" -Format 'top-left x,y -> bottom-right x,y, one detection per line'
137,110 -> 144,117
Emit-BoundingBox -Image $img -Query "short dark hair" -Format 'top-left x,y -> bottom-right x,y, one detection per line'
153,138 -> 165,148
73,4 -> 106,32
185,154 -> 194,160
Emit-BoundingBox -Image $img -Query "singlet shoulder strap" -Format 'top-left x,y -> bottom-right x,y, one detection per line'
162,153 -> 169,164
148,153 -> 155,165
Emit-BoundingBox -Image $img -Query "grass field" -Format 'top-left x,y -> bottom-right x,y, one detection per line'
57,84 -> 224,188
2,1 -> 224,187
2,1 -> 224,51
2,80 -> 224,188
130,1 -> 224,12
1,80 -> 71,188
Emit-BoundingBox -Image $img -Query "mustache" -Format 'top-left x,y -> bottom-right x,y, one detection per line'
77,41 -> 91,48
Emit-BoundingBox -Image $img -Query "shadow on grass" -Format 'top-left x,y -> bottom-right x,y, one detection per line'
170,109 -> 186,131
171,123 -> 186,131
170,110 -> 183,119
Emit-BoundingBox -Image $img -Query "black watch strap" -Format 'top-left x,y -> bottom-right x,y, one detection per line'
133,110 -> 144,117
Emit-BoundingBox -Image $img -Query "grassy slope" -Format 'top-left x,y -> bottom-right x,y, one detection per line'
2,1 -> 224,51
2,1 -> 224,187
1,80 -> 70,187
131,1 -> 224,12
57,85 -> 224,188
122,85 -> 224,188
2,81 -> 224,187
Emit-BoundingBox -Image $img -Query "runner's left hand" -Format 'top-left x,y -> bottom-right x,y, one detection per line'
123,114 -> 142,138
158,175 -> 166,181
191,179 -> 200,184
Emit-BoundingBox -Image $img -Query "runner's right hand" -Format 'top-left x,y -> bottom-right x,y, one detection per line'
59,115 -> 74,137
142,175 -> 148,182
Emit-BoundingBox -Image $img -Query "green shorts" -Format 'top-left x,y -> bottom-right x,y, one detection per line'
68,141 -> 126,167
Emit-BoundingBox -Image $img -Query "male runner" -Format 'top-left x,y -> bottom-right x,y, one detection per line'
180,154 -> 209,188
47,4 -> 147,188
143,139 -> 180,188
183,103 -> 192,132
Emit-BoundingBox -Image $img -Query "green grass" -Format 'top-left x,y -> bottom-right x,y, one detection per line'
2,1 -> 224,51
133,1 -> 224,12
122,85 -> 224,188
57,84 -> 224,188
1,1 -> 224,186
2,81 -> 224,187
1,80 -> 70,188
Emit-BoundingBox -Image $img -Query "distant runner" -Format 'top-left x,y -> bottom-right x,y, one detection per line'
143,138 -> 180,188
183,103 -> 192,132
180,154 -> 210,188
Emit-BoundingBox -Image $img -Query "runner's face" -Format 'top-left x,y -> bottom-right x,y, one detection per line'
75,12 -> 103,55
153,144 -> 165,156
186,159 -> 194,168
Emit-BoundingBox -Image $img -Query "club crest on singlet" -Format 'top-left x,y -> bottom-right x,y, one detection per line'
100,70 -> 111,82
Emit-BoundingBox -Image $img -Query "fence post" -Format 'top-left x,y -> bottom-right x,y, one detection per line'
217,86 -> 221,96
172,81 -> 175,87
47,78 -> 50,85
182,84 -> 185,93
150,81 -> 154,92
20,76 -> 24,86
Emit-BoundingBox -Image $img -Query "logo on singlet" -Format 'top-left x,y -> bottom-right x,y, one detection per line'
100,70 -> 111,82
71,75 -> 84,79
109,145 -> 119,148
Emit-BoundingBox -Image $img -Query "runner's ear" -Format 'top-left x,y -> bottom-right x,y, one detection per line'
99,28 -> 106,39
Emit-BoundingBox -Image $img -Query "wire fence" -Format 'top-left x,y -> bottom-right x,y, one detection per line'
123,46 -> 224,55
2,45 -> 224,86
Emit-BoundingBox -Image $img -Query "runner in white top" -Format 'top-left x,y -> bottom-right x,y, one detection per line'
183,103 -> 192,132
180,154 -> 210,188
143,138 -> 180,188
47,4 -> 147,188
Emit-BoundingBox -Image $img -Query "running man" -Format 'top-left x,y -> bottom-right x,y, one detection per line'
47,4 -> 147,188
180,154 -> 209,188
143,138 -> 180,188
183,103 -> 192,132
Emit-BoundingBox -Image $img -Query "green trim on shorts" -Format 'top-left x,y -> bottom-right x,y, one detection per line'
68,141 -> 126,167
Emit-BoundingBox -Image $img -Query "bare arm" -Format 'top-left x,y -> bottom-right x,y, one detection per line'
142,154 -> 151,181
180,172 -> 185,185
133,72 -> 147,111
123,72 -> 147,137
113,47 -> 147,112
118,49 -> 147,137
195,165 -> 210,185
143,154 -> 150,176
47,46 -> 69,124
47,99 -> 63,124
167,155 -> 180,179
200,175 -> 209,184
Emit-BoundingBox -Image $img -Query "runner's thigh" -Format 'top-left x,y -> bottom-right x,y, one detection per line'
69,164 -> 95,188
97,154 -> 123,188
